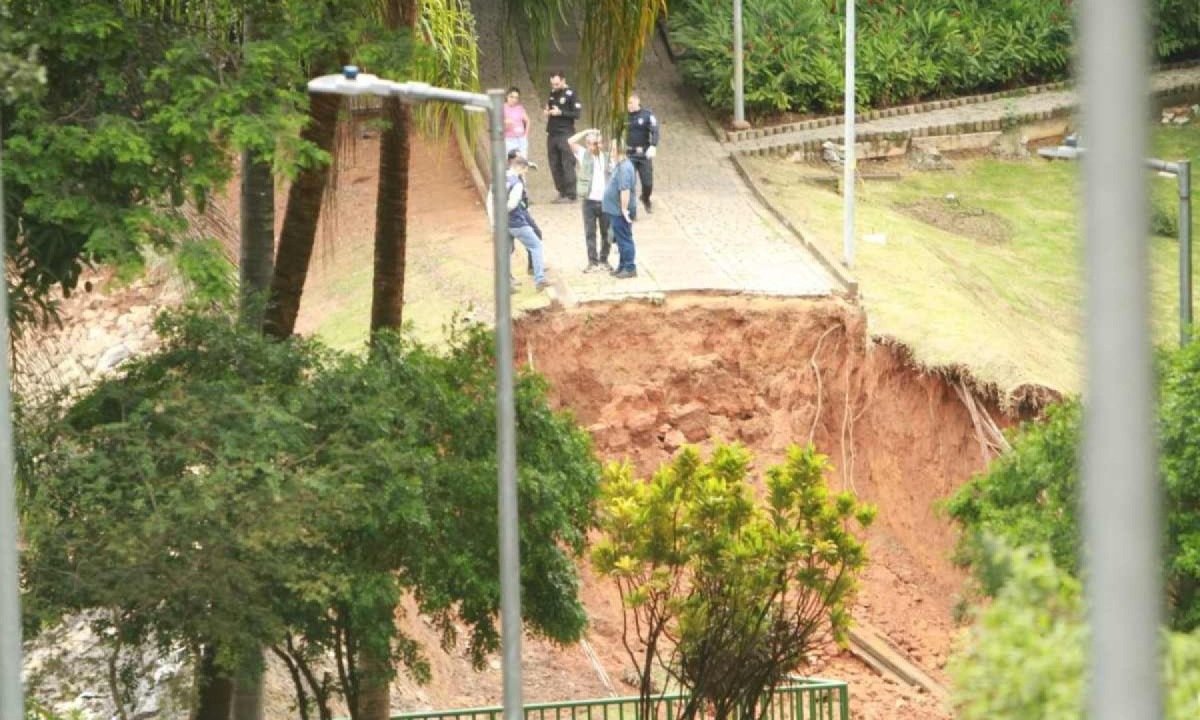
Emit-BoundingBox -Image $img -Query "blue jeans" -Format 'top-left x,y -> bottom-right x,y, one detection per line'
607,213 -> 635,273
510,224 -> 545,283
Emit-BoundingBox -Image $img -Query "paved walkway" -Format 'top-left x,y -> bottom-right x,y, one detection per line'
469,2 -> 837,302
732,64 -> 1200,154
467,2 -> 1200,305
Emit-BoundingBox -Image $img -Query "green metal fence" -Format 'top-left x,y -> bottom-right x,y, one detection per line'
390,677 -> 849,720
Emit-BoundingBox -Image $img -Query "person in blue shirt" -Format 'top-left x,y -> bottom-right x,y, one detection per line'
601,141 -> 638,279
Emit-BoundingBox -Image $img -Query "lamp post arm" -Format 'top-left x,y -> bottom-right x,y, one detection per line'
389,82 -> 492,112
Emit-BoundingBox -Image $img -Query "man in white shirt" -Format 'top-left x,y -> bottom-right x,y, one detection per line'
568,128 -> 612,272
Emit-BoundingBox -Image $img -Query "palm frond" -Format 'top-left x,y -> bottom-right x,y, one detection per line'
578,0 -> 668,131
500,0 -> 571,81
412,0 -> 482,142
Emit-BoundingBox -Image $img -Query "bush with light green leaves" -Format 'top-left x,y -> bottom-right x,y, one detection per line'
951,540 -> 1200,719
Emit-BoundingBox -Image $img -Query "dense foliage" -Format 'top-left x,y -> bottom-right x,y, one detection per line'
593,443 -> 874,720
946,337 -> 1200,630
949,541 -> 1200,719
667,0 -> 1200,115
18,310 -> 600,719
0,1 -> 413,330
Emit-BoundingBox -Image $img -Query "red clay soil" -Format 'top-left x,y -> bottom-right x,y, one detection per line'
505,296 -> 1019,720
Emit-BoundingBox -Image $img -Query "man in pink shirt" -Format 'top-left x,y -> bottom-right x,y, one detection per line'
503,87 -> 530,160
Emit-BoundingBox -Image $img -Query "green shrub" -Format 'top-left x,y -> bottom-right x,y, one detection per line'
949,541 -> 1200,720
668,0 -> 1197,116
945,337 -> 1200,631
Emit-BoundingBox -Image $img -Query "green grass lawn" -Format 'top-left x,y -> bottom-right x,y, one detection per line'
310,243 -> 551,352
744,124 -> 1200,397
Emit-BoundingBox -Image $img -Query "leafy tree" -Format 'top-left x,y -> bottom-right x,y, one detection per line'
946,338 -> 1200,630
0,0 -> 351,330
593,443 -> 875,720
18,310 -> 329,719
949,540 -> 1200,720
18,311 -> 600,720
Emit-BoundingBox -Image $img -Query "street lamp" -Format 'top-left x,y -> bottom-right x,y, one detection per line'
307,68 -> 524,720
843,0 -> 857,269
1039,144 -> 1193,345
1,107 -> 26,720
732,0 -> 749,130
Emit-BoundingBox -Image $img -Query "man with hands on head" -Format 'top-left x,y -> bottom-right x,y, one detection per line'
568,128 -> 613,272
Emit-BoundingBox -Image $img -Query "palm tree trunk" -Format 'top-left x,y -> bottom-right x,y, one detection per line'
369,97 -> 412,334
193,645 -> 235,720
354,645 -> 392,720
231,645 -> 265,720
262,90 -> 341,339
239,9 -> 276,328
232,671 -> 264,720
369,0 -> 419,335
240,149 -> 275,326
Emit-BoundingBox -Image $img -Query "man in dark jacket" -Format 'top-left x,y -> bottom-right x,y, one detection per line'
625,92 -> 660,213
544,72 -> 582,202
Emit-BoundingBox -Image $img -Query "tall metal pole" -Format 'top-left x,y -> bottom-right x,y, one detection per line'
732,0 -> 746,129
489,87 -> 524,720
1079,2 -> 1161,720
1179,159 -> 1192,345
0,109 -> 25,720
842,0 -> 856,269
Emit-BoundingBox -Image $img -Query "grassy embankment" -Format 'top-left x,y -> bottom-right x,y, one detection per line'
744,124 -> 1200,396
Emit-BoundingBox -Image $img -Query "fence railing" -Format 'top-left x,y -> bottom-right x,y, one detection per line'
390,676 -> 849,720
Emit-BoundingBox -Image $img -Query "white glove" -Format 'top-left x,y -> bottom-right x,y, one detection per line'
645,146 -> 657,159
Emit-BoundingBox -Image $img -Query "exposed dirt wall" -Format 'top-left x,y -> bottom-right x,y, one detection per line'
512,295 -> 1020,720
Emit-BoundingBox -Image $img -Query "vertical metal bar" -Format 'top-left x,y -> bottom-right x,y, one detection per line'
1179,159 -> 1192,345
842,0 -> 856,268
733,0 -> 746,127
1079,0 -> 1161,719
0,106 -> 25,720
492,86 -> 524,720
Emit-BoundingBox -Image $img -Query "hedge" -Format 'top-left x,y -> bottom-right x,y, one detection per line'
668,0 -> 1200,115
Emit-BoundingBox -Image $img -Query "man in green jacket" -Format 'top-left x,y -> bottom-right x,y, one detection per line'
569,128 -> 613,272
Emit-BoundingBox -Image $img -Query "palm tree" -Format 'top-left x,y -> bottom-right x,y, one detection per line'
262,88 -> 342,339
369,0 -> 419,335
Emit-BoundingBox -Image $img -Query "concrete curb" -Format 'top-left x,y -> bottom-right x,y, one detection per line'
727,153 -> 859,300
724,58 -> 1200,144
734,75 -> 1200,157
849,622 -> 950,703
453,118 -> 490,203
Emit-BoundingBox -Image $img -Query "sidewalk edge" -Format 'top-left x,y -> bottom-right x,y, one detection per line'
728,153 -> 859,300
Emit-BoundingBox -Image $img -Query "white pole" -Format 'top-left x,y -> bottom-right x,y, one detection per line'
488,87 -> 524,720
0,109 -> 25,720
842,0 -> 856,268
732,0 -> 747,129
309,70 -> 525,720
1079,0 -> 1160,719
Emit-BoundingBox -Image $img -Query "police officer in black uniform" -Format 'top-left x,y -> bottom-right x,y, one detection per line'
625,92 -> 660,213
544,72 -> 582,202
